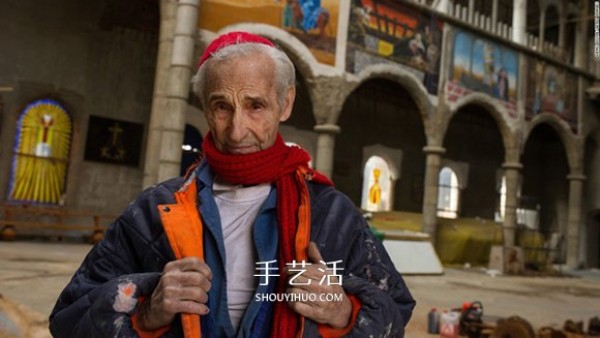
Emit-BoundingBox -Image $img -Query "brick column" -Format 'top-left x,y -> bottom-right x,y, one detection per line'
313,124 -> 340,179
566,174 -> 585,269
422,146 -> 445,242
502,162 -> 522,247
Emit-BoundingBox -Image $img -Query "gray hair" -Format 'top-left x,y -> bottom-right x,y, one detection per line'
191,42 -> 296,109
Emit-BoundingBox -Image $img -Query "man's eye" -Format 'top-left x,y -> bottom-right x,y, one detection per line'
213,102 -> 230,111
251,102 -> 263,111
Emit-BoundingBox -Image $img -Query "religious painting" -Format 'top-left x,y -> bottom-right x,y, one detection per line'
8,99 -> 72,204
446,28 -> 519,118
525,57 -> 578,130
197,0 -> 339,65
346,0 -> 443,94
84,116 -> 143,167
361,155 -> 392,212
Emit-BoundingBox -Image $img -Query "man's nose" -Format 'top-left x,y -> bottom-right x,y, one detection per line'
228,109 -> 248,142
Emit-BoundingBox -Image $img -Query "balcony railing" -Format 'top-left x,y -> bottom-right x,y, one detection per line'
402,1 -> 567,61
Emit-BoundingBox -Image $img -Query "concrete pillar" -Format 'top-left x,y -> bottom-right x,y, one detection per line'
313,124 -> 340,179
538,8 -> 546,50
143,0 -> 177,188
511,0 -> 526,45
566,174 -> 585,269
468,0 -> 474,23
422,146 -> 446,243
491,0 -> 498,31
435,0 -> 450,14
573,1 -> 589,68
143,0 -> 199,187
558,12 -> 566,50
502,162 -> 522,247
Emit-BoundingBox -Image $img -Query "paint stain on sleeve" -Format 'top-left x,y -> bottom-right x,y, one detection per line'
113,281 -> 138,313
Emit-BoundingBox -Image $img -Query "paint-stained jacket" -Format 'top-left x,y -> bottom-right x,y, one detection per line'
49,163 -> 415,337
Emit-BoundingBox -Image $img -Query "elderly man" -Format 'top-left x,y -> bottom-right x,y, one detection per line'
50,31 -> 415,337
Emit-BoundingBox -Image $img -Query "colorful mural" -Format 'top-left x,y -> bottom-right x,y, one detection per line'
346,0 -> 443,94
9,99 -> 72,204
446,28 -> 519,118
525,57 -> 578,130
198,0 -> 339,65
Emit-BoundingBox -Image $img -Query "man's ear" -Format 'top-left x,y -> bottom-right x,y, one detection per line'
279,86 -> 296,122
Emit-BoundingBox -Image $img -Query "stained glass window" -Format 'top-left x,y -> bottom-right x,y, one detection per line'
8,99 -> 72,204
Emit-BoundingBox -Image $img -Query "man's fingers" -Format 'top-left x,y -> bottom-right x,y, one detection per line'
164,257 -> 213,280
307,242 -> 324,263
286,289 -> 329,324
170,299 -> 210,316
160,271 -> 212,292
179,300 -> 210,315
180,258 -> 213,280
178,271 -> 212,291
162,285 -> 209,304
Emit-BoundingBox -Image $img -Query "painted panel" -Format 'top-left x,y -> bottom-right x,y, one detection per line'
84,116 -> 144,167
8,99 -> 72,205
446,28 -> 519,118
197,0 -> 339,65
525,57 -> 578,130
346,0 -> 444,95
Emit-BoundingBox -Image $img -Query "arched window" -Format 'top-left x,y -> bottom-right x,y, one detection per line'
8,99 -> 72,204
361,156 -> 392,212
544,5 -> 560,45
437,167 -> 459,218
180,124 -> 203,176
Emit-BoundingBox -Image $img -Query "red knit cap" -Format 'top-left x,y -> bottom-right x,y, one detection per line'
197,31 -> 276,70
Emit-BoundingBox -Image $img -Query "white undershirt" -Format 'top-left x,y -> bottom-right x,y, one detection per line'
212,182 -> 271,331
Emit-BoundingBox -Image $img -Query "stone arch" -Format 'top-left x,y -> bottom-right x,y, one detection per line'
523,113 -> 578,172
338,64 -> 432,127
526,0 -> 541,37
334,75 -> 426,211
541,0 -> 563,17
441,98 -> 506,219
444,93 -> 516,160
543,2 -> 561,45
520,118 -> 572,240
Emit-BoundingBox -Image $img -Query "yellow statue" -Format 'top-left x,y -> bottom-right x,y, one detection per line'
368,168 -> 382,205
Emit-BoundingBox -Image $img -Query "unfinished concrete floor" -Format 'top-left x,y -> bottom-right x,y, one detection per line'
1,241 -> 599,337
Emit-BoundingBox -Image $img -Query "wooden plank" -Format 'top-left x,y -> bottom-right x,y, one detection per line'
0,220 -> 106,231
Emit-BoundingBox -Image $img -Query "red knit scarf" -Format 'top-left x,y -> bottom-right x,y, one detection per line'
202,132 -> 332,338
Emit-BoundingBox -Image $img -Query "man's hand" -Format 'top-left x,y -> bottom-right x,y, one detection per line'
138,257 -> 212,330
286,242 -> 352,329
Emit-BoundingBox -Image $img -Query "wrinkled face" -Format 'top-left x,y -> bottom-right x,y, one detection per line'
204,52 -> 294,155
